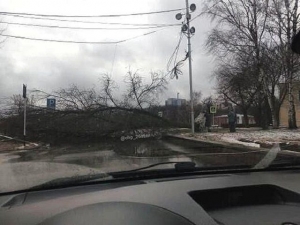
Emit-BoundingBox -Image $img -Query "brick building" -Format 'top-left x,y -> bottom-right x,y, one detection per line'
214,114 -> 256,127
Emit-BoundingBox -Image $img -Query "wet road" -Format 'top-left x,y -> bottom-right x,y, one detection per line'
0,138 -> 267,192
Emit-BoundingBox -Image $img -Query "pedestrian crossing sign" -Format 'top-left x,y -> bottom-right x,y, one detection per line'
210,106 -> 217,114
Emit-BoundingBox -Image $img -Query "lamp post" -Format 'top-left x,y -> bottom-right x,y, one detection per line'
176,1 -> 196,134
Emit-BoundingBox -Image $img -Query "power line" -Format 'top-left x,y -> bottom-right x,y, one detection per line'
167,32 -> 184,79
0,29 -> 163,44
0,8 -> 184,18
0,21 -> 179,30
110,44 -> 118,76
2,14 -> 179,27
0,34 -> 117,44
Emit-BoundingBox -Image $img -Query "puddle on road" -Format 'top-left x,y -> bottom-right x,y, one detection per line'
113,140 -> 181,157
2,138 -> 267,169
0,153 -> 20,163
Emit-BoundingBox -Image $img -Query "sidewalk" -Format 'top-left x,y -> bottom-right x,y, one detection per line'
177,128 -> 300,150
0,134 -> 39,152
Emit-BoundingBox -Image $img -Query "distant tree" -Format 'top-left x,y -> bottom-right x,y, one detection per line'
54,85 -> 103,110
0,25 -> 7,47
267,0 -> 300,128
101,70 -> 168,110
260,46 -> 288,128
186,91 -> 203,117
8,94 -> 36,116
215,57 -> 261,127
1,70 -> 171,142
203,0 -> 300,129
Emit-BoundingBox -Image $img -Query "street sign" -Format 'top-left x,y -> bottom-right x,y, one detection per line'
210,105 -> 217,114
47,98 -> 56,109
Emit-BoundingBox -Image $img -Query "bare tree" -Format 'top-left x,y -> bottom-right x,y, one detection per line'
54,85 -> 103,110
192,91 -> 202,108
267,0 -> 300,128
204,0 -> 269,59
101,73 -> 120,107
1,72 -> 170,142
203,0 -> 299,128
8,94 -> 36,116
203,0 -> 269,127
0,22 -> 7,48
101,70 -> 168,110
260,46 -> 288,128
124,70 -> 168,109
215,58 -> 261,126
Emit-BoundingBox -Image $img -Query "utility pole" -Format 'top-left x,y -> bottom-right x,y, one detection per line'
186,0 -> 194,134
23,84 -> 27,146
175,1 -> 196,134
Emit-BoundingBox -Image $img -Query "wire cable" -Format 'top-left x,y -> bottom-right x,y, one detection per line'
0,21 -> 180,30
167,32 -> 184,79
0,34 -> 118,44
110,44 -> 118,76
0,29 -> 165,44
0,8 -> 184,18
1,14 -> 180,27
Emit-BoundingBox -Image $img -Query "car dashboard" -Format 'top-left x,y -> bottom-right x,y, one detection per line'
1,169 -> 300,225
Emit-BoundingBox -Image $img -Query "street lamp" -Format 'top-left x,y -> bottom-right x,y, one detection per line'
175,0 -> 196,134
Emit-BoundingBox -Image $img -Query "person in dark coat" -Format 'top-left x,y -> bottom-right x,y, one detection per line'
204,110 -> 211,132
228,108 -> 237,132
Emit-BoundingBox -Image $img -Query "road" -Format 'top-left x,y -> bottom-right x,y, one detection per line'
0,138 -> 268,192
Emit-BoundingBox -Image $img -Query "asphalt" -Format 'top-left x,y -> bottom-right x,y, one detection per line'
0,136 -> 297,193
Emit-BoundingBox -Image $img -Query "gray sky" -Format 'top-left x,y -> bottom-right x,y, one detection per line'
0,0 -> 216,105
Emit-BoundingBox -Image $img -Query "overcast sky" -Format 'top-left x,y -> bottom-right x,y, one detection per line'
0,0 -> 216,105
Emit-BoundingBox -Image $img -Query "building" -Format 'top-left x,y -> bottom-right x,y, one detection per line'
165,98 -> 187,107
279,81 -> 300,127
214,114 -> 256,127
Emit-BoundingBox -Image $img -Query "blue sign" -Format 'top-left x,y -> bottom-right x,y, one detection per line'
47,98 -> 56,109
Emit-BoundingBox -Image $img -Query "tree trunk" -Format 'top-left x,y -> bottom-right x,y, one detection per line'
272,108 -> 280,129
268,96 -> 280,129
288,83 -> 297,129
261,98 -> 271,130
285,0 -> 298,129
272,113 -> 279,128
242,109 -> 249,128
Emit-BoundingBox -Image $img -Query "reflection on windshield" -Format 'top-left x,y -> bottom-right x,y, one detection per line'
1,0 -> 300,194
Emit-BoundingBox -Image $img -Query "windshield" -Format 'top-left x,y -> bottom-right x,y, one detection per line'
1,0 -> 300,193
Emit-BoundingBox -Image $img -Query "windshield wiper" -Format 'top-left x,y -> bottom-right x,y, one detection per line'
118,161 -> 196,173
109,162 -> 251,179
24,162 -> 195,192
109,161 -> 197,178
23,162 -> 258,193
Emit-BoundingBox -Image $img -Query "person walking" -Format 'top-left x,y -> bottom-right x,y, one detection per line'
204,110 -> 211,132
228,108 -> 237,132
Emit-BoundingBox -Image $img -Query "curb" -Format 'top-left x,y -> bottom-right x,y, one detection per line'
166,134 -> 268,152
166,134 -> 300,157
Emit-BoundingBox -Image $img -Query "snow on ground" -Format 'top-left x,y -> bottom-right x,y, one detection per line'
0,134 -> 40,151
220,137 -> 261,148
181,128 -> 300,148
